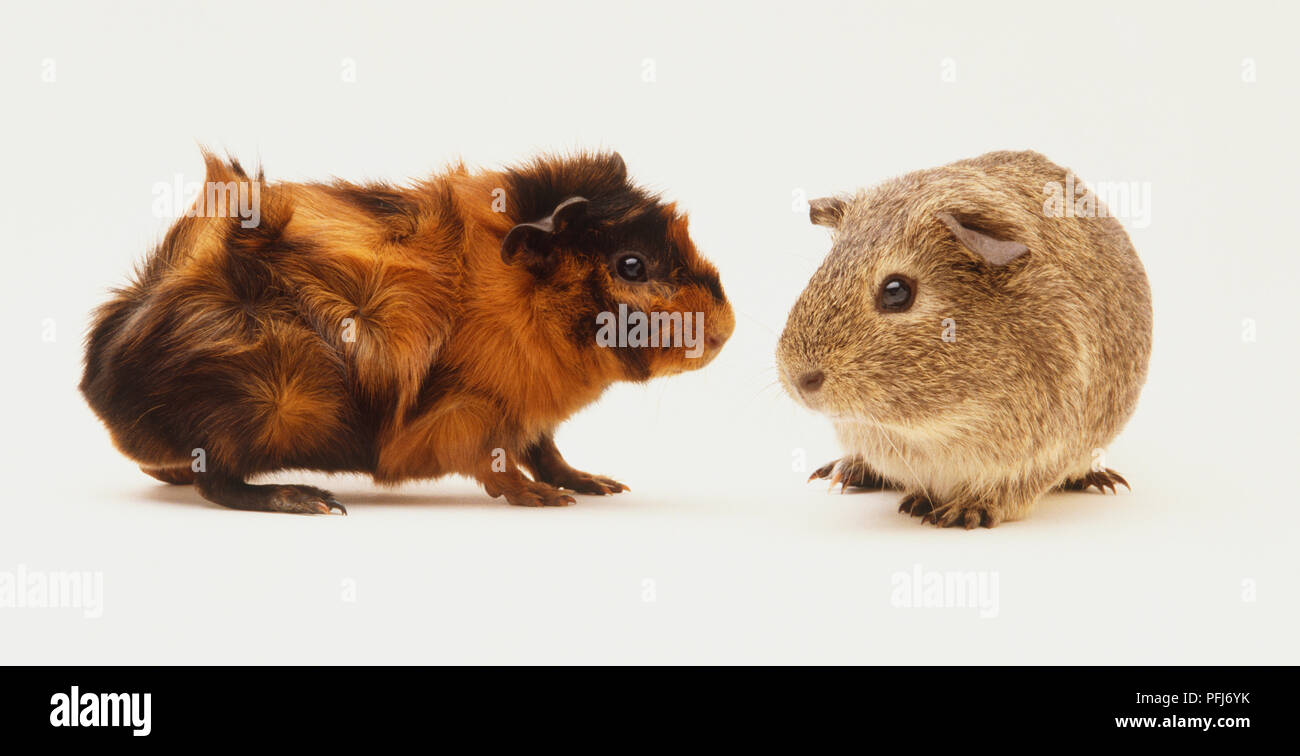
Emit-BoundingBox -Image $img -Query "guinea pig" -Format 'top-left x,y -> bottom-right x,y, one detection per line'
81,150 -> 734,514
777,150 -> 1151,528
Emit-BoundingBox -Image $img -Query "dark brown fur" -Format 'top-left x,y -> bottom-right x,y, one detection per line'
82,151 -> 733,513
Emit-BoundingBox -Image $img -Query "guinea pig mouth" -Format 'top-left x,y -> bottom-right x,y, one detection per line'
659,349 -> 716,374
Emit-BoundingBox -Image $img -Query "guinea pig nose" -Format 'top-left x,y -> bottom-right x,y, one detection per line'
798,370 -> 825,393
706,333 -> 726,350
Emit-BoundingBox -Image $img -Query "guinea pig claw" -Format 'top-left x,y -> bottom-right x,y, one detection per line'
308,498 -> 346,516
542,490 -> 577,507
504,481 -> 578,507
913,502 -> 1000,529
597,477 -> 629,494
555,473 -> 628,496
898,494 -> 935,518
812,458 -> 894,491
808,460 -> 837,483
1060,468 -> 1131,495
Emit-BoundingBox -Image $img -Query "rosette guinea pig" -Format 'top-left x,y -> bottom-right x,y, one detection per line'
81,151 -> 733,514
777,150 -> 1151,528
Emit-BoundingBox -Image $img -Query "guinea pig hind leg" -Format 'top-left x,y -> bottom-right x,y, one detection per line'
520,433 -> 628,496
193,472 -> 346,515
809,457 -> 895,492
140,464 -> 196,485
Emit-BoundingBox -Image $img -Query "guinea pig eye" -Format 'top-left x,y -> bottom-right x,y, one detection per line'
614,253 -> 648,282
877,275 -> 915,312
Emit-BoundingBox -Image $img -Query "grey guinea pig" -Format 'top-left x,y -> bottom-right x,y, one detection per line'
777,150 -> 1152,528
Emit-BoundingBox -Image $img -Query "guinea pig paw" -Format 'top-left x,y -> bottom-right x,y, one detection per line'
925,501 -> 1000,530
267,485 -> 347,516
898,493 -> 935,518
557,472 -> 629,496
1059,468 -> 1131,495
809,460 -> 838,483
592,475 -> 630,494
505,481 -> 577,508
812,458 -> 891,492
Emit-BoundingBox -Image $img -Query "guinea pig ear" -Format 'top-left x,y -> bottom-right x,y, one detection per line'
937,212 -> 1029,266
501,196 -> 590,264
809,196 -> 848,228
606,152 -> 628,180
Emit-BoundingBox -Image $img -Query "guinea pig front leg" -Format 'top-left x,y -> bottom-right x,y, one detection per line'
462,435 -> 580,508
898,490 -> 1002,529
478,460 -> 578,508
898,480 -> 1044,530
376,396 -> 577,507
808,457 -> 897,492
520,433 -> 628,496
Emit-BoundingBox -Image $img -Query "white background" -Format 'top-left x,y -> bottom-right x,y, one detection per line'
1,0 -> 1296,664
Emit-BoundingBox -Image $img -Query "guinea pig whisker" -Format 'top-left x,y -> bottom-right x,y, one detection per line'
733,306 -> 777,336
857,411 -> 933,508
745,378 -> 784,408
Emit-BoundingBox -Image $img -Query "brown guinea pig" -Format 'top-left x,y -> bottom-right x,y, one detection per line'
777,150 -> 1152,528
81,150 -> 734,514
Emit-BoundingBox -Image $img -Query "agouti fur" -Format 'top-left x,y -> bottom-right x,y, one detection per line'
779,150 -> 1151,528
81,151 -> 733,513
